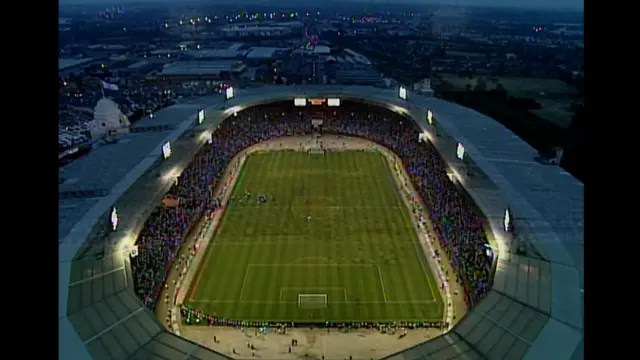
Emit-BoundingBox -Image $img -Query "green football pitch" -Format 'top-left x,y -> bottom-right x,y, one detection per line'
185,151 -> 444,322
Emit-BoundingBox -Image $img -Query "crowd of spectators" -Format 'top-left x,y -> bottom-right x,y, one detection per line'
130,100 -> 492,311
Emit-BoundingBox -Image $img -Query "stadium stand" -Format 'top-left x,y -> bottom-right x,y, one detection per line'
59,85 -> 583,360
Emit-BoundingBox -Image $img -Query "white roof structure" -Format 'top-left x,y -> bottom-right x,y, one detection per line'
90,98 -> 125,138
313,45 -> 331,54
278,21 -> 303,27
59,85 -> 583,360
222,26 -> 288,32
188,49 -> 248,59
245,47 -> 280,59
59,58 -> 94,71
159,61 -> 237,76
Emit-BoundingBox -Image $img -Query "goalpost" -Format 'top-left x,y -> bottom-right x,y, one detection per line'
307,137 -> 325,156
298,294 -> 328,308
307,148 -> 325,156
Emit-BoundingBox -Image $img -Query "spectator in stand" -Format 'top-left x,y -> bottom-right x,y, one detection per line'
130,101 -> 491,311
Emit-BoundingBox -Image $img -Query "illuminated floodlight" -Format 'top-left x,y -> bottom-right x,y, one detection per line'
223,105 -> 243,117
427,110 -> 433,125
198,109 -> 205,124
294,98 -> 307,107
162,141 -> 172,159
130,245 -> 139,258
483,244 -> 493,258
327,98 -> 340,107
110,207 -> 119,231
149,113 -> 154,119
199,131 -> 212,144
398,86 -> 407,100
225,86 -> 235,100
208,133 -> 213,144
504,208 -> 511,232
456,143 -> 465,160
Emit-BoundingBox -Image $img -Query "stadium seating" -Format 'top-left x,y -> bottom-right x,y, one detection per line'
130,101 -> 491,313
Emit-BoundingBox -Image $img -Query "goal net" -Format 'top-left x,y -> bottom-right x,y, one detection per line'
308,148 -> 325,156
298,294 -> 328,308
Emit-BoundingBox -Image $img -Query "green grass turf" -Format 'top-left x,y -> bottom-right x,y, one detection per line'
185,151 -> 444,322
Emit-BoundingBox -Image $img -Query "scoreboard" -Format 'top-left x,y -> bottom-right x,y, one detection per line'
294,98 -> 341,107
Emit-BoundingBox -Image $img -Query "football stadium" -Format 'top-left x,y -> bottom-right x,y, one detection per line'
59,85 -> 583,360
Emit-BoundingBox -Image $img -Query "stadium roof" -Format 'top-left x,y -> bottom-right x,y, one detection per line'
313,46 -> 331,54
59,58 -> 94,71
188,49 -> 248,59
159,61 -> 237,76
59,101 -> 210,240
59,85 -> 583,360
245,47 -> 280,59
222,26 -> 288,32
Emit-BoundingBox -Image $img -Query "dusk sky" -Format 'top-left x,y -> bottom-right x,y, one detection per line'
58,0 -> 584,11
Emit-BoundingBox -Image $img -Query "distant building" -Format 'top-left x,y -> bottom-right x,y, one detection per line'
413,79 -> 434,97
343,49 -> 372,66
59,58 -> 95,72
311,46 -> 331,55
277,21 -> 304,28
187,44 -> 248,59
222,26 -> 293,38
245,47 -> 284,60
335,69 -> 382,86
152,61 -> 245,81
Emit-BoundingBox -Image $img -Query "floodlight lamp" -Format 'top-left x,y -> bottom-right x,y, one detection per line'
110,207 -> 118,231
504,208 -> 511,232
399,86 -> 407,100
130,245 -> 139,258
456,143 -> 465,160
225,86 -> 235,100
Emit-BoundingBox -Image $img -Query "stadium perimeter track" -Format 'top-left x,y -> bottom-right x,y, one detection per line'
59,85 -> 584,360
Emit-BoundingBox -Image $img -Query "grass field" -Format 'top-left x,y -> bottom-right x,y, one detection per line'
185,151 -> 444,323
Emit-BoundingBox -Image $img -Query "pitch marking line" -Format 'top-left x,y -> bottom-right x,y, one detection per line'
246,264 -> 376,267
214,241 -> 423,245
379,153 -> 441,305
290,257 -> 338,265
239,263 -> 377,300
376,265 -> 388,303
290,195 -> 338,221
278,287 -> 348,302
238,267 -> 251,300
235,205 -> 402,209
191,300 -> 436,304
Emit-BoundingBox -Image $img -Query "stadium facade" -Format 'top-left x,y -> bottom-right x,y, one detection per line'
59,85 -> 584,360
